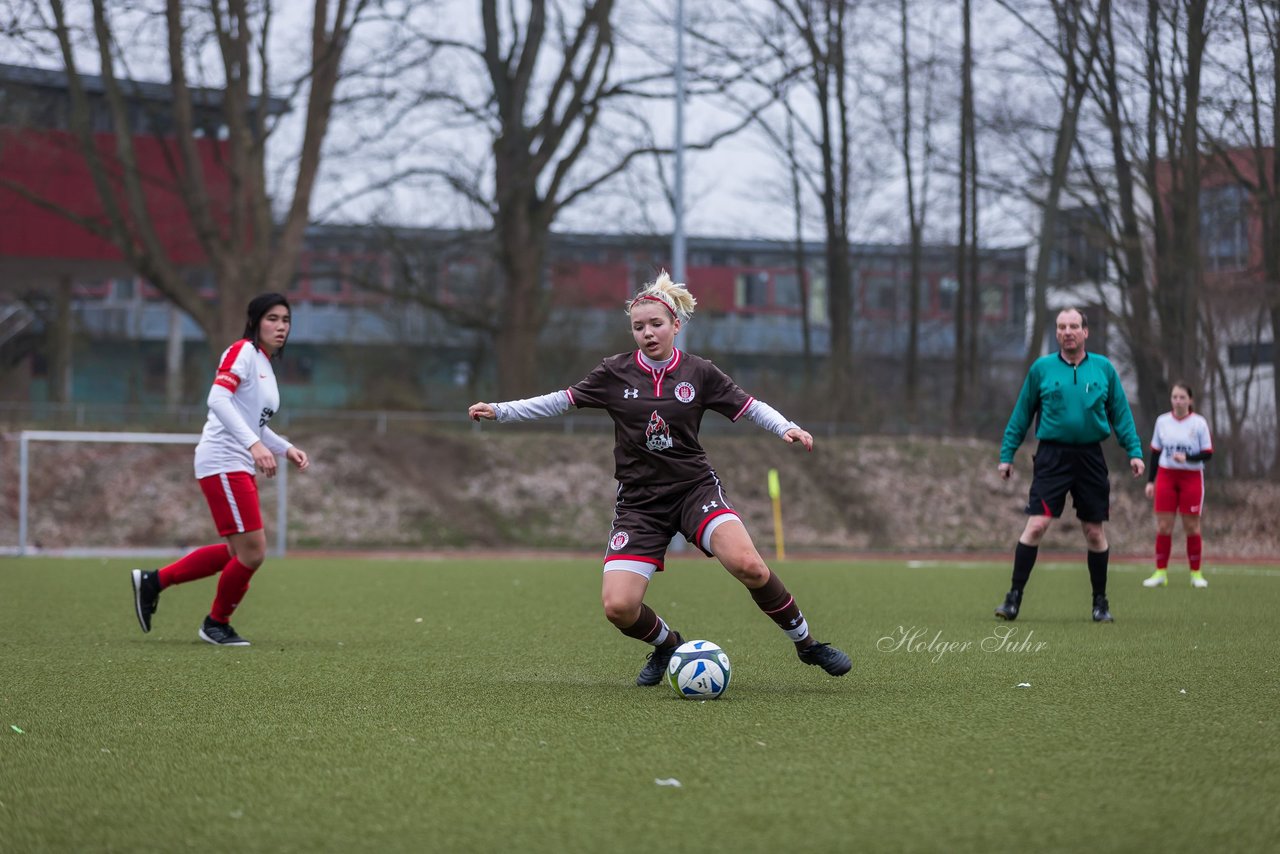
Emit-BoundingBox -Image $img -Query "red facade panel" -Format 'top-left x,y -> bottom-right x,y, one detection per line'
0,128 -> 229,265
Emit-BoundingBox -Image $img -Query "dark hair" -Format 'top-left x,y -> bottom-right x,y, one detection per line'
1171,381 -> 1195,412
1057,306 -> 1088,329
243,292 -> 291,355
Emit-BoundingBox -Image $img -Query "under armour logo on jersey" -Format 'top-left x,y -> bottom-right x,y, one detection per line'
702,500 -> 719,512
624,387 -> 639,399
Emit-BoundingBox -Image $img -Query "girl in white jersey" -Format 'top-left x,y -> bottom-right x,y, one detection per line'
1142,383 -> 1213,589
130,293 -> 310,645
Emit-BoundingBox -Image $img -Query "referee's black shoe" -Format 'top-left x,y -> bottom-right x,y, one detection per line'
1092,594 -> 1114,623
798,641 -> 852,676
635,632 -> 682,686
995,589 -> 1021,621
130,568 -> 160,633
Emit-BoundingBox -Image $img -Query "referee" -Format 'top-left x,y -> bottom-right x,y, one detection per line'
994,307 -> 1145,622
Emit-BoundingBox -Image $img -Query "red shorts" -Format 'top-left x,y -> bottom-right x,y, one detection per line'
198,472 -> 263,536
1153,467 -> 1204,516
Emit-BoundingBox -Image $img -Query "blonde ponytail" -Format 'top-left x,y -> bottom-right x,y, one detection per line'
626,270 -> 696,322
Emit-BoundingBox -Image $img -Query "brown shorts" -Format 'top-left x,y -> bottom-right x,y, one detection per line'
603,473 -> 740,572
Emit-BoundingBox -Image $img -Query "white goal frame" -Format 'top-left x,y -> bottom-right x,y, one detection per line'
13,430 -> 288,557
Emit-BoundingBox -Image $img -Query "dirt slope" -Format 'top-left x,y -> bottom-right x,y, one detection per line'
3,429 -> 1277,558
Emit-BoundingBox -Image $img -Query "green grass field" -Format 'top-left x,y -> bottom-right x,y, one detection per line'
2,555 -> 1278,853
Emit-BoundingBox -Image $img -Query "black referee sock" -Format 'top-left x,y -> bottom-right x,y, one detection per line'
1087,548 -> 1109,597
1011,542 -> 1038,593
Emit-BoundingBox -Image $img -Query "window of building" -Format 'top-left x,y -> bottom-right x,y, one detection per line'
735,271 -> 769,308
866,275 -> 896,313
1201,184 -> 1250,272
807,271 -> 828,325
774,272 -> 803,309
309,259 -> 344,296
277,354 -> 315,384
349,257 -> 384,290
446,260 -> 482,296
938,276 -> 958,312
1048,206 -> 1108,283
1228,340 -> 1274,366
981,283 -> 1005,318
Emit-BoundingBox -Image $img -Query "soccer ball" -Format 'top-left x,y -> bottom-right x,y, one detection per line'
667,640 -> 731,700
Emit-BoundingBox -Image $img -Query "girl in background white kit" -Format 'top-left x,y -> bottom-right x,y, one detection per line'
1143,383 -> 1213,589
130,293 -> 310,645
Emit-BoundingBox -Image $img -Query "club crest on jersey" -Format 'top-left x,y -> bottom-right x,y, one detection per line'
610,530 -> 630,550
674,381 -> 696,403
645,410 -> 674,451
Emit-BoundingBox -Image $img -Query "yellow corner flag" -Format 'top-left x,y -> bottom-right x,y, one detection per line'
767,468 -> 785,561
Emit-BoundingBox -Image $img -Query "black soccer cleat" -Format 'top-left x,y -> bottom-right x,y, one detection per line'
797,641 -> 852,676
635,632 -> 682,686
198,616 -> 251,647
995,589 -> 1022,621
1092,594 -> 1114,623
130,569 -> 161,633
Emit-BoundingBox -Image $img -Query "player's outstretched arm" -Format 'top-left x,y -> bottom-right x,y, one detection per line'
783,427 -> 813,452
468,402 -> 497,421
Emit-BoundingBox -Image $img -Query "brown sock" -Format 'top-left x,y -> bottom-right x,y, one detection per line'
618,604 -> 677,648
748,570 -> 811,645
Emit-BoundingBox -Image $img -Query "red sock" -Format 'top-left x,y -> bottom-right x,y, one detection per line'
209,558 -> 257,624
158,544 -> 231,589
1187,534 -> 1203,571
1155,534 -> 1171,569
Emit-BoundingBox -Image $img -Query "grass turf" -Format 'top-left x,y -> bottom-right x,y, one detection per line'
1,555 -> 1278,853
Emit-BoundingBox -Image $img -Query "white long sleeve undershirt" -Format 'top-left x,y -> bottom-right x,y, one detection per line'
744,399 -> 799,438
491,390 -> 798,439
492,391 -> 572,423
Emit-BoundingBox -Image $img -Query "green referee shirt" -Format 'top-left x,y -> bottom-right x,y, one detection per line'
1000,351 -> 1143,464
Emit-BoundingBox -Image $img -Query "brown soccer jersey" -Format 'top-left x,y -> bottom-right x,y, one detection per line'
566,349 -> 753,487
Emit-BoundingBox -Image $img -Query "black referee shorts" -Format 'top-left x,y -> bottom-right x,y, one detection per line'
1025,440 -> 1110,522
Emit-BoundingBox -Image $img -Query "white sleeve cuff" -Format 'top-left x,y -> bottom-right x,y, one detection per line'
260,426 -> 291,455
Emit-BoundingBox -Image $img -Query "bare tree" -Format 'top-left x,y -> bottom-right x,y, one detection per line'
951,0 -> 976,426
893,0 -> 939,413
620,0 -> 862,417
996,0 -> 1105,369
1152,0 -> 1214,393
764,0 -> 856,419
1200,0 -> 1280,472
1083,0 -> 1166,421
378,2 -> 753,397
0,0 -> 372,356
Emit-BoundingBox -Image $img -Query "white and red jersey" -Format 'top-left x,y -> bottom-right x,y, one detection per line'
1150,410 -> 1213,472
194,339 -> 292,479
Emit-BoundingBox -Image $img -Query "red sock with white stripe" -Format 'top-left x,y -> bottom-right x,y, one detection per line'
1187,534 -> 1203,571
158,544 -> 231,589
209,558 -> 257,624
1155,534 -> 1172,570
